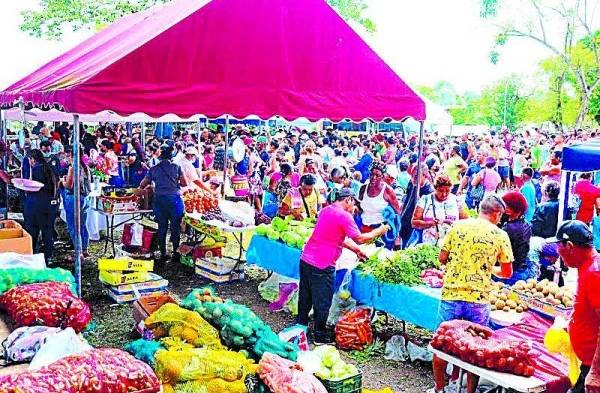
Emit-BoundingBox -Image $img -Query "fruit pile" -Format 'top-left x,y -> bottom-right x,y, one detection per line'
183,189 -> 219,214
259,353 -> 327,393
0,281 -> 91,332
255,216 -> 314,249
201,208 -> 225,222
512,279 -> 574,308
144,303 -> 224,349
182,288 -> 298,360
431,320 -> 535,377
490,282 -> 528,313
313,345 -> 359,381
0,348 -> 160,393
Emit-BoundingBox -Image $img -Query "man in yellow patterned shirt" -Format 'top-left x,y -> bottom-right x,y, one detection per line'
429,195 -> 514,393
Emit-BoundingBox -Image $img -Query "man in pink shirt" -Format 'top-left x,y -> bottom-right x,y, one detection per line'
298,188 -> 389,344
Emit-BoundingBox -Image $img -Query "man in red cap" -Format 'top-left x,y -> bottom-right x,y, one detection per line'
498,191 -> 534,284
549,221 -> 600,393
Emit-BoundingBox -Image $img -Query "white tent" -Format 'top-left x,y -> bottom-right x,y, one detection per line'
403,97 -> 453,135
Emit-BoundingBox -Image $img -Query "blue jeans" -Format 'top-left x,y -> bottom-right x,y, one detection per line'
494,262 -> 538,286
153,194 -> 184,256
24,195 -> 58,259
296,261 -> 335,341
63,190 -> 90,251
438,300 -> 490,326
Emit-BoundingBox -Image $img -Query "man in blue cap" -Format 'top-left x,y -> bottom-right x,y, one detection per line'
549,220 -> 600,393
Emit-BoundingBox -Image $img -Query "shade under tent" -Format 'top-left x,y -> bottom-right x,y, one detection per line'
0,0 -> 426,297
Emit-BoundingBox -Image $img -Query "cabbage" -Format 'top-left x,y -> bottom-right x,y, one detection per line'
266,229 -> 280,241
271,217 -> 288,232
256,225 -> 269,236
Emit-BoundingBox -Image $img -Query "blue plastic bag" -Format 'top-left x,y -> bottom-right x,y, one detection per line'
594,216 -> 600,251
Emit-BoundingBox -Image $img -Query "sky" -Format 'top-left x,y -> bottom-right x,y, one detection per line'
0,0 -> 564,94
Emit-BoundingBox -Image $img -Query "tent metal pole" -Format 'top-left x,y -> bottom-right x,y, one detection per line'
73,114 -> 82,298
222,115 -> 229,196
557,170 -> 570,225
141,122 -> 146,152
0,109 -> 6,219
415,121 -> 425,201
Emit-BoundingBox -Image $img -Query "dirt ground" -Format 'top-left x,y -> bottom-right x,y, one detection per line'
48,229 -> 434,393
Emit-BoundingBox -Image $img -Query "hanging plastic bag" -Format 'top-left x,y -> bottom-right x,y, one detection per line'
384,335 -> 409,362
279,325 -> 309,352
594,216 -> 600,252
2,326 -> 61,364
131,222 -> 144,246
29,327 -> 92,370
544,316 -> 580,386
122,223 -> 133,247
327,270 -> 356,326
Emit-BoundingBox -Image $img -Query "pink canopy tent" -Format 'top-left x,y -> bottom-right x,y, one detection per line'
0,0 -> 425,122
0,0 -> 427,297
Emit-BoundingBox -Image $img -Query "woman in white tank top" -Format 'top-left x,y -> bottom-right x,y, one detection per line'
358,161 -> 403,228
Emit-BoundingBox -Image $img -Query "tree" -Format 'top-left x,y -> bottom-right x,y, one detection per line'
476,75 -> 528,129
21,0 -> 375,40
481,0 -> 600,127
415,80 -> 458,107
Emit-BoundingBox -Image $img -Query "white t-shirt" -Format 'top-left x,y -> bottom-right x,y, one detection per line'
417,193 -> 461,246
318,146 -> 335,164
177,158 -> 201,191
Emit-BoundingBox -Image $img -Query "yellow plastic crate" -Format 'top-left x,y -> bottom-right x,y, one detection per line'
99,270 -> 151,286
98,258 -> 154,272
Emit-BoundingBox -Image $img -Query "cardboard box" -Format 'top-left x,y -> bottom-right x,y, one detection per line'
99,270 -> 150,286
133,292 -> 178,324
107,273 -> 167,294
106,288 -> 168,304
194,257 -> 244,283
98,258 -> 154,272
0,220 -> 32,254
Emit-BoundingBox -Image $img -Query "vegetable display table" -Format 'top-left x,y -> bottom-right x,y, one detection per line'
246,235 -> 359,280
429,312 -> 570,393
429,346 -> 546,393
350,270 -> 442,331
245,235 -> 303,279
186,213 -> 256,263
93,208 -> 154,257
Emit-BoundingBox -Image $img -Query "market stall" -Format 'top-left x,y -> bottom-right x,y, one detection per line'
0,0 -> 426,296
558,139 -> 600,223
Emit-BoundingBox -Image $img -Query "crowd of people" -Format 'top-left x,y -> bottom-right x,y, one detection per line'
0,123 -> 597,265
2,120 -> 600,391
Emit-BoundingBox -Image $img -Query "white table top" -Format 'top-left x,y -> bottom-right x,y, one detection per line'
186,213 -> 256,233
428,346 -> 546,393
93,208 -> 153,217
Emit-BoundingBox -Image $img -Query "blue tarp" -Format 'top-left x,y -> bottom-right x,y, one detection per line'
246,235 -> 302,279
563,139 -> 600,172
350,270 -> 442,331
246,235 -> 442,331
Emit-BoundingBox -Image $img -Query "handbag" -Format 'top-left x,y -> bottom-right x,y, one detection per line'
469,168 -> 486,202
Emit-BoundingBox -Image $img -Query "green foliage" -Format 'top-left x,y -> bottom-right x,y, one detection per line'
416,81 -> 458,107
480,0 -> 499,17
21,0 -> 376,40
477,75 -> 528,128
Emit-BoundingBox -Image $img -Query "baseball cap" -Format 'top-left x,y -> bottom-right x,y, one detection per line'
548,220 -> 594,246
335,187 -> 356,201
185,146 -> 199,156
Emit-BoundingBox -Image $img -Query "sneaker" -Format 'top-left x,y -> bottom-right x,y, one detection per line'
426,388 -> 442,393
